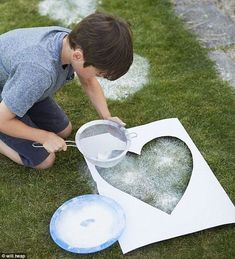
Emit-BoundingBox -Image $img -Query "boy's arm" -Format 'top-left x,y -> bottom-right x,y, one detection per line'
0,101 -> 67,153
78,76 -> 126,126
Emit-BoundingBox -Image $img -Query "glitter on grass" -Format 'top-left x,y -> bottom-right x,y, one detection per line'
38,0 -> 98,26
96,137 -> 193,214
97,54 -> 150,100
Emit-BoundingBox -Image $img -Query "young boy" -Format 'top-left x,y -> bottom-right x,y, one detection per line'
0,12 -> 133,169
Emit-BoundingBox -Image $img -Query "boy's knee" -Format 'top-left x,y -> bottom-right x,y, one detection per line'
34,153 -> 55,170
57,121 -> 72,139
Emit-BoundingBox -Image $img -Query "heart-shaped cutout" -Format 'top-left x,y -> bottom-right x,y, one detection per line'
96,137 -> 193,214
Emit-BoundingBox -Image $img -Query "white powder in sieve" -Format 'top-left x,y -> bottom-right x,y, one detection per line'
56,203 -> 115,248
38,0 -> 98,26
97,151 -> 111,160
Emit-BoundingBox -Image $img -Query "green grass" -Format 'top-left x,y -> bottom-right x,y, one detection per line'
0,0 -> 235,258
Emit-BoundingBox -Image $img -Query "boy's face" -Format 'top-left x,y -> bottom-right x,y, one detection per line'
75,63 -> 105,79
71,49 -> 106,80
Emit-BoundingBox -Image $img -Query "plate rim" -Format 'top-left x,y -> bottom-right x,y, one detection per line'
49,194 -> 126,254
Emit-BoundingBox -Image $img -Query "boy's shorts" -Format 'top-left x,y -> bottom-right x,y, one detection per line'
0,97 -> 70,168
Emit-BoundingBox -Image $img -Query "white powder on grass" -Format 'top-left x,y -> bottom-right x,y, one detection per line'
38,0 -> 98,26
98,54 -> 150,100
97,137 -> 193,214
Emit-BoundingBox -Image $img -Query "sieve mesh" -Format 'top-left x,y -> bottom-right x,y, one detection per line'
77,123 -> 128,160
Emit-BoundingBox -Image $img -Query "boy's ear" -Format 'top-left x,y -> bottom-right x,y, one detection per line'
72,48 -> 84,62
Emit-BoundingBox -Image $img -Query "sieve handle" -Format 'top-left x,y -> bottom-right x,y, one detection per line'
64,140 -> 77,147
32,140 -> 77,148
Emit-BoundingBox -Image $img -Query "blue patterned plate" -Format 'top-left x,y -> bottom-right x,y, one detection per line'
50,194 -> 126,254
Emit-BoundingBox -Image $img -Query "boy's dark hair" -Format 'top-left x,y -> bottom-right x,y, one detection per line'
68,12 -> 133,81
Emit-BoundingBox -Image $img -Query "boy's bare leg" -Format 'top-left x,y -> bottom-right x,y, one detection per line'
0,139 -> 55,169
0,139 -> 23,165
57,121 -> 72,139
0,122 -> 71,169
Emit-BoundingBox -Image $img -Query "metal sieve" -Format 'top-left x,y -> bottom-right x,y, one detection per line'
75,120 -> 136,168
33,120 -> 137,168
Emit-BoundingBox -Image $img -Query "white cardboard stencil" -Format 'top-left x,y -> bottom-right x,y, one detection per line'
85,118 -> 235,253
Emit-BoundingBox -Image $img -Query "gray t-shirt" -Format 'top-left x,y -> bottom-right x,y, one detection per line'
0,26 -> 74,117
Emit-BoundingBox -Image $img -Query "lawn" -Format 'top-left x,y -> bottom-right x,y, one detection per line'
0,0 -> 234,258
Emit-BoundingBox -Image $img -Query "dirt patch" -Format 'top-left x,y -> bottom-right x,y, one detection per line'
172,0 -> 235,23
172,0 -> 235,89
173,1 -> 235,48
213,0 -> 235,23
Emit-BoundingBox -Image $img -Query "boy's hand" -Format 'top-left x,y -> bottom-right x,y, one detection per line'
42,132 -> 67,153
105,116 -> 126,127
